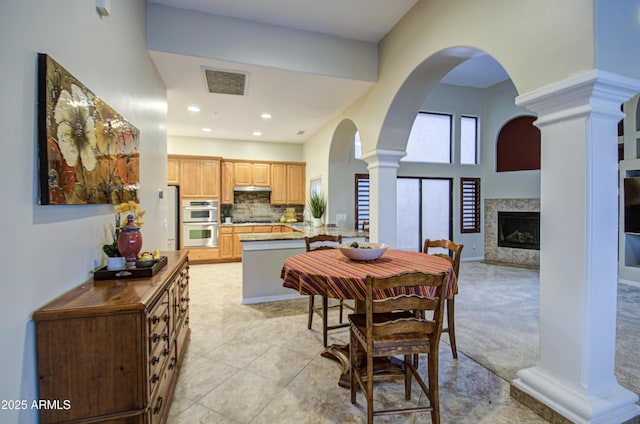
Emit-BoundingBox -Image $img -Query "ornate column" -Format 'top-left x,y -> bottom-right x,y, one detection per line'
513,70 -> 640,423
360,149 -> 405,246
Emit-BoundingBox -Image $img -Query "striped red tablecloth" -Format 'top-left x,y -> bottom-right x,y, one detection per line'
281,249 -> 457,301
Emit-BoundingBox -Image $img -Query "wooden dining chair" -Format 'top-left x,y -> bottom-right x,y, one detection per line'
423,238 -> 464,358
304,235 -> 352,347
349,270 -> 449,424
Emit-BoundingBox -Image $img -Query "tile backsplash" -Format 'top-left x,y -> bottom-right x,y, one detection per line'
228,192 -> 303,222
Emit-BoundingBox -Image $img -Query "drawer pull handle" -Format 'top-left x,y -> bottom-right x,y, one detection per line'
151,356 -> 160,365
152,316 -> 160,324
162,334 -> 169,342
151,374 -> 160,383
163,314 -> 170,322
152,333 -> 160,343
163,348 -> 169,357
168,357 -> 177,370
153,396 -> 163,414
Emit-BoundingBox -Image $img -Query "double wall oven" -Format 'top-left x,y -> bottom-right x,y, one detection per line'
182,200 -> 218,248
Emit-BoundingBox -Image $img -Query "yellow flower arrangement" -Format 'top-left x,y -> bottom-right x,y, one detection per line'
114,200 -> 146,227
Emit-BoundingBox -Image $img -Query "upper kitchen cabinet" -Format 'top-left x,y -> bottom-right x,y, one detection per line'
271,163 -> 305,205
221,161 -> 234,204
233,161 -> 271,187
179,156 -> 220,199
168,157 -> 180,185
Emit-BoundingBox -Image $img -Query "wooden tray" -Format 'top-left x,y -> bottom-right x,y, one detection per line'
93,256 -> 168,280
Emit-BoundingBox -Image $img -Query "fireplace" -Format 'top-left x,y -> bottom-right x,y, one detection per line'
498,211 -> 540,250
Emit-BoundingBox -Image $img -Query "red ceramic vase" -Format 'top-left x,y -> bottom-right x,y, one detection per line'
117,214 -> 143,269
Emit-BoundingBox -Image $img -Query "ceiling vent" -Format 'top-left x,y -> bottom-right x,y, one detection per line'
202,67 -> 248,96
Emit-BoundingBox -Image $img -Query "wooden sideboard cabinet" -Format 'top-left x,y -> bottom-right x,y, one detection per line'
33,250 -> 191,424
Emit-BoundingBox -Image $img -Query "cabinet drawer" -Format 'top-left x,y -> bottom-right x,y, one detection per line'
148,338 -> 170,395
252,225 -> 272,233
177,285 -> 189,322
148,366 -> 174,424
148,319 -> 169,359
220,226 -> 233,234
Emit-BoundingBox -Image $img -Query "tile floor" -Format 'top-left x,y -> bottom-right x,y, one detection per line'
167,261 -> 557,424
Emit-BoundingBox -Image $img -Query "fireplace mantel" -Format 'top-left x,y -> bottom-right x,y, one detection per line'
485,198 -> 540,267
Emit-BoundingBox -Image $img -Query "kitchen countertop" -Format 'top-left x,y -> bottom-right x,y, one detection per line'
236,224 -> 367,242
221,222 -> 291,227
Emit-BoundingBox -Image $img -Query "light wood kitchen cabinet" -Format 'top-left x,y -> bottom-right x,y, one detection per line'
219,227 -> 233,259
178,157 -> 220,199
167,157 -> 180,185
270,163 -> 287,204
233,226 -> 253,259
287,164 -> 305,205
187,247 -> 219,263
271,163 -> 306,205
233,162 -> 271,187
221,161 -> 234,204
33,251 -> 190,424
200,159 -> 220,198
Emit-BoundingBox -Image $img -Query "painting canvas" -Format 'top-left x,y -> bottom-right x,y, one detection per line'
37,53 -> 140,205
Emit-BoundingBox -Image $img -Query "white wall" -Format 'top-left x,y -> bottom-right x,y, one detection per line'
0,1 -> 167,422
322,82 -> 539,260
482,81 -> 541,199
168,135 -> 303,162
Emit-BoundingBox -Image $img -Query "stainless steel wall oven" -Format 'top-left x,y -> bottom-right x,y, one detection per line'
182,200 -> 218,248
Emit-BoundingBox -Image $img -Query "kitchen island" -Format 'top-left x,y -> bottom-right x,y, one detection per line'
237,224 -> 367,304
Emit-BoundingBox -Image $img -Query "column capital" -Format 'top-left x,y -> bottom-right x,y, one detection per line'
361,149 -> 406,169
516,70 -> 640,127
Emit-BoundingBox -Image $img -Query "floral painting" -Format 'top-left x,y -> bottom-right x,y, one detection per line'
37,54 -> 140,205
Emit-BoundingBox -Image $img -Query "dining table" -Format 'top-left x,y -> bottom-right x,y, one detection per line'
280,248 -> 456,387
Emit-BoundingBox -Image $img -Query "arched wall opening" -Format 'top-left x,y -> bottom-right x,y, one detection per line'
327,118 -> 367,229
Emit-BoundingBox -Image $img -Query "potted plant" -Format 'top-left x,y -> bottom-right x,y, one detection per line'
103,226 -> 125,271
222,205 -> 233,223
308,191 -> 326,227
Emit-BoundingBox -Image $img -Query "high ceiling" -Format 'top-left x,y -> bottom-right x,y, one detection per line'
147,0 -> 509,143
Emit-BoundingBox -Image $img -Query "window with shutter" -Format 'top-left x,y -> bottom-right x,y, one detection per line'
461,178 -> 481,233
355,174 -> 370,231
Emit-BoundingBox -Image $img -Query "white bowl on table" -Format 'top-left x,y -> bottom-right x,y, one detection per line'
338,242 -> 388,261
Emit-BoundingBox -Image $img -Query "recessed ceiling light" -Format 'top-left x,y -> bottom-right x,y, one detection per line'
261,113 -> 272,119
202,128 -> 212,132
253,131 -> 262,136
188,106 -> 200,112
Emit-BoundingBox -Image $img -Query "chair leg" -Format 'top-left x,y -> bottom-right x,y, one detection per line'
307,295 -> 314,330
404,354 -> 411,400
366,348 -> 374,424
428,349 -> 441,424
447,298 -> 457,359
338,300 -> 344,323
350,330 -> 357,404
322,296 -> 329,348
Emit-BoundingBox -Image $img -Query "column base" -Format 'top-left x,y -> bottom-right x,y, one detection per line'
512,366 -> 640,424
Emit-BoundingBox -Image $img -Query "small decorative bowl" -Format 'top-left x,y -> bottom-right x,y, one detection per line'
338,243 -> 388,261
135,259 -> 155,268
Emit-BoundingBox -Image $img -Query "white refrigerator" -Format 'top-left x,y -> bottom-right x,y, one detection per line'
167,185 -> 179,250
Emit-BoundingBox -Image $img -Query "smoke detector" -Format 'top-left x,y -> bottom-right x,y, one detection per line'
202,66 -> 249,96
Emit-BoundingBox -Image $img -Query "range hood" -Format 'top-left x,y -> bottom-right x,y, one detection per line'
233,185 -> 272,192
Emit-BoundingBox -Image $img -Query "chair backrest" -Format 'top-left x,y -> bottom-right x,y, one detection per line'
423,239 -> 463,278
305,234 -> 343,252
361,221 -> 370,232
365,271 -> 448,341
